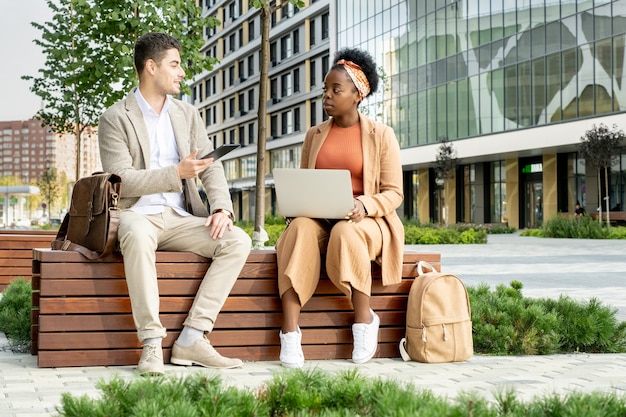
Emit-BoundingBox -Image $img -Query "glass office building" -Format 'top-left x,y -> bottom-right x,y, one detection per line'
337,0 -> 626,228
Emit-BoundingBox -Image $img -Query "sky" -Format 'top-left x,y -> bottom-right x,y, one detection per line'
0,1 -> 52,122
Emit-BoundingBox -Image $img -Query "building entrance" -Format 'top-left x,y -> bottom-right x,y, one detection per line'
525,181 -> 543,228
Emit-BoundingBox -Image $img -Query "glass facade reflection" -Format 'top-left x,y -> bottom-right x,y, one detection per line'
338,0 -> 626,146
336,0 -> 626,226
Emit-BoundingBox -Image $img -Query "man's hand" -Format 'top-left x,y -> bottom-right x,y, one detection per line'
205,210 -> 234,239
176,149 -> 213,179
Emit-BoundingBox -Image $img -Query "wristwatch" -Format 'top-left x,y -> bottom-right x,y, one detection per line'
212,208 -> 234,220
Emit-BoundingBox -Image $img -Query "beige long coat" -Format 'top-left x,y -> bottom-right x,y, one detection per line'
98,88 -> 234,217
299,114 -> 405,286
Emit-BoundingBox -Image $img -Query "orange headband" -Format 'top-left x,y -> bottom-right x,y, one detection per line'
336,59 -> 371,101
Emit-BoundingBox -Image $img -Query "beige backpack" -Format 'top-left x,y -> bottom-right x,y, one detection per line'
399,261 -> 473,363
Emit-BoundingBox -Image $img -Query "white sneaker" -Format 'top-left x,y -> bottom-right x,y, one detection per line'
352,309 -> 380,364
279,328 -> 304,368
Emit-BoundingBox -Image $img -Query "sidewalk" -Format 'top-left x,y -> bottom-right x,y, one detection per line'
2,233 -> 626,416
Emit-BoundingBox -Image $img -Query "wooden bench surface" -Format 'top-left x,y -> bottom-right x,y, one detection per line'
0,231 -> 56,291
32,248 -> 441,368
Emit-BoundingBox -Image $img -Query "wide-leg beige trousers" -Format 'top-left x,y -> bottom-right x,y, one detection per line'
118,207 -> 251,342
276,217 -> 383,305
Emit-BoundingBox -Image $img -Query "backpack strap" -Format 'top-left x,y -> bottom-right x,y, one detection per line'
399,337 -> 411,361
417,260 -> 437,275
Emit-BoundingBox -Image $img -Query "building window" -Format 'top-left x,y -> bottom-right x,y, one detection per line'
248,88 -> 255,110
294,68 -> 300,93
270,42 -> 277,65
228,65 -> 235,86
248,122 -> 255,145
310,101 -> 317,126
293,29 -> 300,54
270,115 -> 278,138
270,78 -> 278,100
238,125 -> 245,144
294,108 -> 300,132
281,111 -> 293,135
248,19 -> 255,42
229,97 -> 235,118
238,93 -> 245,112
238,60 -> 245,81
310,19 -> 316,46
247,55 -> 255,77
280,35 -> 292,60
321,55 -> 329,79
321,12 -> 329,40
310,59 -> 316,87
281,73 -> 292,97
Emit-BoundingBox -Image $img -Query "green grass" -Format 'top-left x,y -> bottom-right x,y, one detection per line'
56,369 -> 626,417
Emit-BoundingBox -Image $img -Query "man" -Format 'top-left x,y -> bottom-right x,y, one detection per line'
98,32 -> 251,375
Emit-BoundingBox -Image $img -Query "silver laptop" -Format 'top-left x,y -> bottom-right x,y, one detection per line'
273,168 -> 355,219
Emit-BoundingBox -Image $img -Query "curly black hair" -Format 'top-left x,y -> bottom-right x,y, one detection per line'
331,48 -> 379,98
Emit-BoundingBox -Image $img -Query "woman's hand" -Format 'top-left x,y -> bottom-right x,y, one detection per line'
348,199 -> 367,223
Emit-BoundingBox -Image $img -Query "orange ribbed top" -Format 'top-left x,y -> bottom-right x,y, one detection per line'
315,123 -> 363,195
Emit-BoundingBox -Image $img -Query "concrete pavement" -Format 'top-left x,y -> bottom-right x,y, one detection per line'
2,233 -> 626,416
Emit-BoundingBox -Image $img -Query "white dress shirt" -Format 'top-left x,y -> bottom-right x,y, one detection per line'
131,88 -> 189,216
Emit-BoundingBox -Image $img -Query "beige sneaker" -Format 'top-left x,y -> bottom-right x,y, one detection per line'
137,344 -> 164,376
171,336 -> 243,369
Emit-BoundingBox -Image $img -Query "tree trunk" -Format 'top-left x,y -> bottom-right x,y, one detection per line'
252,5 -> 271,249
597,167 -> 602,224
605,166 -> 610,228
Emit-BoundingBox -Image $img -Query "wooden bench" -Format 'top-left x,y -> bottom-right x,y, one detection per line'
31,249 -> 440,368
0,231 -> 56,291
590,211 -> 626,225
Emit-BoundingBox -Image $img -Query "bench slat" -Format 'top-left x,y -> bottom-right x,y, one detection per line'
37,311 -> 409,332
36,343 -> 403,368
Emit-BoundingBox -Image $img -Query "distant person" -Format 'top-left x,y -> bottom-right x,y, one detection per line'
98,32 -> 251,376
575,201 -> 585,218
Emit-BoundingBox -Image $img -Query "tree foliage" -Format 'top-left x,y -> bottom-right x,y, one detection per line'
579,123 -> 625,225
579,123 -> 623,171
37,168 -> 61,219
23,0 -> 220,179
434,137 -> 457,182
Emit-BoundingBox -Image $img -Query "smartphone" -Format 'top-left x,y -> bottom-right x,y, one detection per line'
200,144 -> 240,160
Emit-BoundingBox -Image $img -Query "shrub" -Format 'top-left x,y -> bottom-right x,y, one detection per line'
469,281 -> 561,355
0,278 -> 32,352
404,224 -> 487,244
541,215 -> 610,239
469,281 -> 626,355
520,228 -> 543,237
56,370 -> 626,416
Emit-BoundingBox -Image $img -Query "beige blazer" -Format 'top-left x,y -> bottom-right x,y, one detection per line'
98,89 -> 233,217
301,114 -> 405,286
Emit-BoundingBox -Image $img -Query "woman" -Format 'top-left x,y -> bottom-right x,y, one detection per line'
275,48 -> 404,368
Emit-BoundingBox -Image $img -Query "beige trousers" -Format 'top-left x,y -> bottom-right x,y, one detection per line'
276,217 -> 383,305
118,207 -> 251,342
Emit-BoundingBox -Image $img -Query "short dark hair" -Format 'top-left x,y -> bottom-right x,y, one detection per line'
331,48 -> 379,98
134,32 -> 181,78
